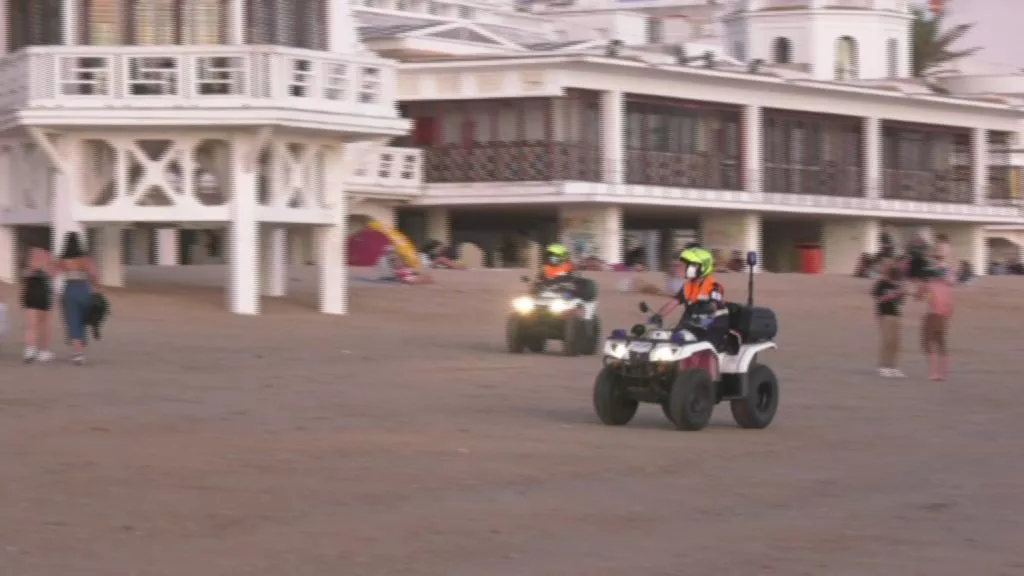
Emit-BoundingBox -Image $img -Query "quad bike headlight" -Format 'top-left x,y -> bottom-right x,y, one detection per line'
649,344 -> 678,362
512,296 -> 535,314
603,340 -> 628,359
549,299 -> 572,313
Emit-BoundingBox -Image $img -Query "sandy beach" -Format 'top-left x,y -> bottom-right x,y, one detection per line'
2,267 -> 1023,575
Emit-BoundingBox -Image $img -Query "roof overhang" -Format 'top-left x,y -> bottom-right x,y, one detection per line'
366,36 -> 518,56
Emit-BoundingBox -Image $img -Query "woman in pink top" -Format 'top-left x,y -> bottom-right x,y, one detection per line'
919,269 -> 954,380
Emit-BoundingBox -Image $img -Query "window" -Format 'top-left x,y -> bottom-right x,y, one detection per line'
246,0 -> 327,50
834,36 -> 858,80
733,41 -> 745,61
886,38 -> 899,77
457,5 -> 473,19
7,0 -> 63,50
772,37 -> 792,64
646,18 -> 663,44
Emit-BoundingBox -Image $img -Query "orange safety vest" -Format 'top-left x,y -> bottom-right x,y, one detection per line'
682,275 -> 722,304
543,262 -> 574,279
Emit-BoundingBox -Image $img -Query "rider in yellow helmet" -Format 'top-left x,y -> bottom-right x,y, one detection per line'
541,243 -> 574,280
650,246 -> 731,348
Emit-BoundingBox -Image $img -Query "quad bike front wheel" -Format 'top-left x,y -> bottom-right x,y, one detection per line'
593,367 -> 638,426
506,315 -> 526,354
729,363 -> 779,429
562,317 -> 582,357
667,368 -> 715,431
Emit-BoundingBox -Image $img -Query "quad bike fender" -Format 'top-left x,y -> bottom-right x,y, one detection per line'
719,342 -> 776,374
667,341 -> 718,362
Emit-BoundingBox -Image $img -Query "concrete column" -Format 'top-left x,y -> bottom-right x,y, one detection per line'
822,218 -> 881,274
155,228 -> 179,266
644,230 -> 660,271
744,105 -> 763,194
864,117 -> 882,199
599,204 -> 623,265
62,0 -> 77,45
317,146 -> 348,315
0,225 -> 16,284
227,135 -> 260,315
229,0 -> 245,44
261,226 -> 288,297
51,139 -> 85,256
425,207 -> 451,245
600,91 -> 626,184
97,225 -> 125,287
326,0 -> 361,52
559,204 -> 624,265
700,211 -> 762,269
972,128 -> 989,205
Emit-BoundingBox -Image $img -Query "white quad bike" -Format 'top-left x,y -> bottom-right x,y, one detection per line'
506,275 -> 600,357
593,251 -> 780,431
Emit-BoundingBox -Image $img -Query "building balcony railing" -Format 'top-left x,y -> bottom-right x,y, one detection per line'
626,150 -> 742,190
882,169 -> 973,203
349,146 -> 423,194
0,44 -> 397,115
763,163 -> 863,197
986,166 -> 1017,206
423,141 -> 600,183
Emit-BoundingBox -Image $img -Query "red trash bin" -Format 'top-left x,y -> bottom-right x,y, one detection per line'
797,244 -> 823,274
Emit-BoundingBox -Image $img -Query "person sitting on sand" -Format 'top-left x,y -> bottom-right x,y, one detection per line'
377,246 -> 433,284
420,240 -> 464,270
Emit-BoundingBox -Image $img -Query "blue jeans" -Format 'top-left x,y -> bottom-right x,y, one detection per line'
62,280 -> 92,342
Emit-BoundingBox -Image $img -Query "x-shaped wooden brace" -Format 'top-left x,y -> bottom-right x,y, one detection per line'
271,141 -> 318,209
126,140 -> 188,207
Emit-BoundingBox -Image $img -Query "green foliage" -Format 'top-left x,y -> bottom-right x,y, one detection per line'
911,4 -> 982,77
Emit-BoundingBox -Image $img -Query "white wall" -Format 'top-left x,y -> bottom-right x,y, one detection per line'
738,10 -> 911,79
552,11 -> 650,44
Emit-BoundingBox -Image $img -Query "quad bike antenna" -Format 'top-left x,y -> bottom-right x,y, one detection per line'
746,251 -> 757,307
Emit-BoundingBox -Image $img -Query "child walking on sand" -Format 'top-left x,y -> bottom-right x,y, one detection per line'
919,269 -> 954,380
872,265 -> 906,378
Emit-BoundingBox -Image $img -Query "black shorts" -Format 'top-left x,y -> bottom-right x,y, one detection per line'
21,275 -> 52,311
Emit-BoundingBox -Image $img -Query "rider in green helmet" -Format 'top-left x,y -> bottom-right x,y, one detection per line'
650,246 -> 732,348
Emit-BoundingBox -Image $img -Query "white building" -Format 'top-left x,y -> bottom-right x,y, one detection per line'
0,0 -> 1021,314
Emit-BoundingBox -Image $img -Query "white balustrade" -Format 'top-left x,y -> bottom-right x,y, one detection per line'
0,45 -> 398,114
349,146 -> 424,194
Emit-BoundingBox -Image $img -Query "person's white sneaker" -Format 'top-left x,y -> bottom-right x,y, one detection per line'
72,353 -> 86,366
878,367 -> 892,377
888,369 -> 906,378
23,346 -> 37,363
36,350 -> 55,363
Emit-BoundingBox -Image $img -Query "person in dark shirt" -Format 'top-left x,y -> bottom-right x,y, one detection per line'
872,265 -> 906,378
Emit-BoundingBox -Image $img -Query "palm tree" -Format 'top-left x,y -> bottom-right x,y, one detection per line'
911,4 -> 982,77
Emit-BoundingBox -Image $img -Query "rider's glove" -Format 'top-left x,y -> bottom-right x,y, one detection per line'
648,313 -> 663,325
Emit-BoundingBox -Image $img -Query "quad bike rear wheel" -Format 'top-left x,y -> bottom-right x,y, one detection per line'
580,316 -> 601,356
667,368 -> 715,431
729,363 -> 779,429
593,367 -> 638,426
